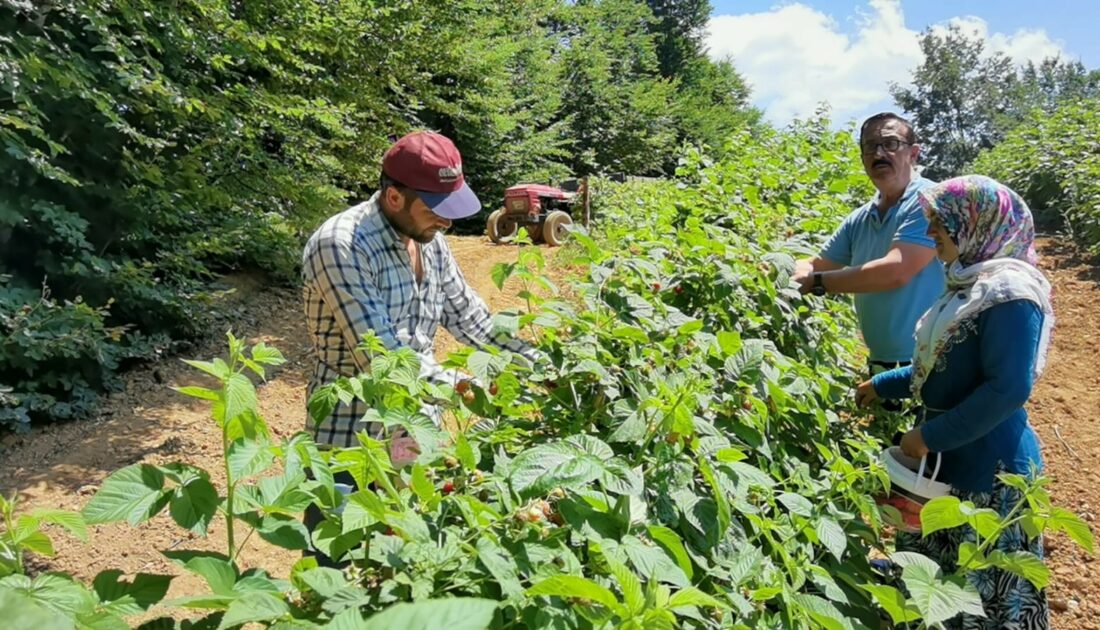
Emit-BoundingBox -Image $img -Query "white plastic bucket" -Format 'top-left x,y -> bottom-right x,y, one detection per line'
876,447 -> 953,533
881,447 -> 952,501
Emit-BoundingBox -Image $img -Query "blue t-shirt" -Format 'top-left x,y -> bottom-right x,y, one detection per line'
821,177 -> 945,362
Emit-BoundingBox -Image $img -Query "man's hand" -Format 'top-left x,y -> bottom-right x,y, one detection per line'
794,258 -> 814,277
792,269 -> 814,294
854,379 -> 879,408
792,259 -> 815,294
900,428 -> 930,459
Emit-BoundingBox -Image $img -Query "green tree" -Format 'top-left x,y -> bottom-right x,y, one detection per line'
892,24 -> 1099,179
558,0 -> 679,176
645,0 -> 711,79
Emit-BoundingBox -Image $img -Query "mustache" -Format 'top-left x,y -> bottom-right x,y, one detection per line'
872,158 -> 891,168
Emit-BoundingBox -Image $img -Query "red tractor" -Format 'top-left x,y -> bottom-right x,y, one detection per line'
486,183 -> 576,246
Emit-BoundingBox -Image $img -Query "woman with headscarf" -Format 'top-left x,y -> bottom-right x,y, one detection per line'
856,175 -> 1053,628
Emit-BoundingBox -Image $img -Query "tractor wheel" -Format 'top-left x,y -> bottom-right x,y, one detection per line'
487,209 -> 517,243
541,210 -> 572,247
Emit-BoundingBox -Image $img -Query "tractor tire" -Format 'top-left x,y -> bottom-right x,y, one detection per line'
487,209 -> 517,243
541,210 -> 572,247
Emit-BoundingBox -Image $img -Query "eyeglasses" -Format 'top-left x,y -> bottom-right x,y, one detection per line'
861,139 -> 911,155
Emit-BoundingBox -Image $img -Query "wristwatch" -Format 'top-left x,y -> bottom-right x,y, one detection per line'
811,272 -> 827,296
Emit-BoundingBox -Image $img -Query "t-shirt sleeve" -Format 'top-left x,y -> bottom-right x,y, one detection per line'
892,197 -> 936,249
820,215 -> 854,266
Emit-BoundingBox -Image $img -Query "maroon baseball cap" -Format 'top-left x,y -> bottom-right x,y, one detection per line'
381,131 -> 481,220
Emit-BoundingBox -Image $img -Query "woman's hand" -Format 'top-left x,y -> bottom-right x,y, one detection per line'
900,428 -> 930,459
855,379 -> 879,408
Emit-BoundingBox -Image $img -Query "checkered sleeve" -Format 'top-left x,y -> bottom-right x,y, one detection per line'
305,235 -> 402,373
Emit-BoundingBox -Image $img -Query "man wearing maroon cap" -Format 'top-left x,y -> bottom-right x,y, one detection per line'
301,131 -> 538,449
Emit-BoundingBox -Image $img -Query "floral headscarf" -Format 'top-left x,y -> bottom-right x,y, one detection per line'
910,176 -> 1053,396
930,175 -> 1039,271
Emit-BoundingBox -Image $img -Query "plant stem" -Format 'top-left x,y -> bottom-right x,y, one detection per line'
3,499 -> 22,575
223,412 -> 236,561
960,496 -> 1028,572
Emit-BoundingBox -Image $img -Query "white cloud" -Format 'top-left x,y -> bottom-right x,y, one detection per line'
937,17 -> 1065,66
706,0 -> 1070,126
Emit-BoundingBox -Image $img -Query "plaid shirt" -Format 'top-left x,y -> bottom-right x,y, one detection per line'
302,192 -> 535,447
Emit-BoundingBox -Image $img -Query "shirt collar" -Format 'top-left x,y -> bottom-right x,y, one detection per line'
362,191 -> 408,251
866,175 -> 925,218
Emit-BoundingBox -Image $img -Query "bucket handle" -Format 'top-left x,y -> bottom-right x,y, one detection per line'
914,453 -> 942,490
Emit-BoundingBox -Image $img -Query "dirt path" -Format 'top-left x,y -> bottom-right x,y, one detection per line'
1027,237 -> 1100,629
1,235 -> 1097,628
0,235 -> 554,611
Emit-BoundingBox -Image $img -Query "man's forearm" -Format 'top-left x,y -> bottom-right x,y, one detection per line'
797,257 -> 844,274
819,258 -> 908,294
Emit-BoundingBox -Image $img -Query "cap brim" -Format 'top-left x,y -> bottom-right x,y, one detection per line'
418,182 -> 481,220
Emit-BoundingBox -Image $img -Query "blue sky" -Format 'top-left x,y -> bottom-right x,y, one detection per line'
706,0 -> 1099,126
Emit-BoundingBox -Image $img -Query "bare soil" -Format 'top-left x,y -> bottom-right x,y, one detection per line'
1,234 -> 1097,628
0,235 -> 555,618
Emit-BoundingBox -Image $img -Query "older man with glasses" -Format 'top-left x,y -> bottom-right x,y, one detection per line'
790,112 -> 944,425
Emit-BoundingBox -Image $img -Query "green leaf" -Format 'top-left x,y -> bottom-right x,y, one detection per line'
223,374 -> 257,423
1051,507 -> 1096,554
921,496 -> 968,536
668,587 -> 725,610
527,576 -> 623,614
605,553 -> 644,614
891,551 -> 941,574
410,463 -> 435,505
454,431 -> 479,470
227,438 -> 275,480
28,509 -> 87,542
254,514 -> 311,550
467,351 -> 507,383
862,584 -> 921,625
0,586 -> 75,630
218,591 -> 288,629
250,343 -> 286,367
646,525 -> 694,581
725,462 -> 776,489
777,492 -> 813,518
621,535 -> 690,588
297,568 -> 347,598
901,563 -> 985,626
385,509 -> 431,543
17,532 -> 53,557
184,557 -> 238,596
169,478 -> 219,535
173,386 -> 220,402
509,443 -> 604,498
1,573 -> 97,617
958,542 -> 992,571
361,598 -> 498,630
491,263 -> 516,290
725,340 -> 765,381
327,607 -> 367,629
83,464 -> 169,525
699,459 -> 730,539
475,537 -> 524,599
182,360 -> 231,381
78,608 -> 129,630
342,491 -> 386,534
256,474 -> 313,514
93,571 -> 173,616
308,387 -> 340,427
792,593 -> 855,630
715,448 -> 747,463
815,517 -> 847,561
987,550 -> 1050,589
967,508 -> 1002,539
